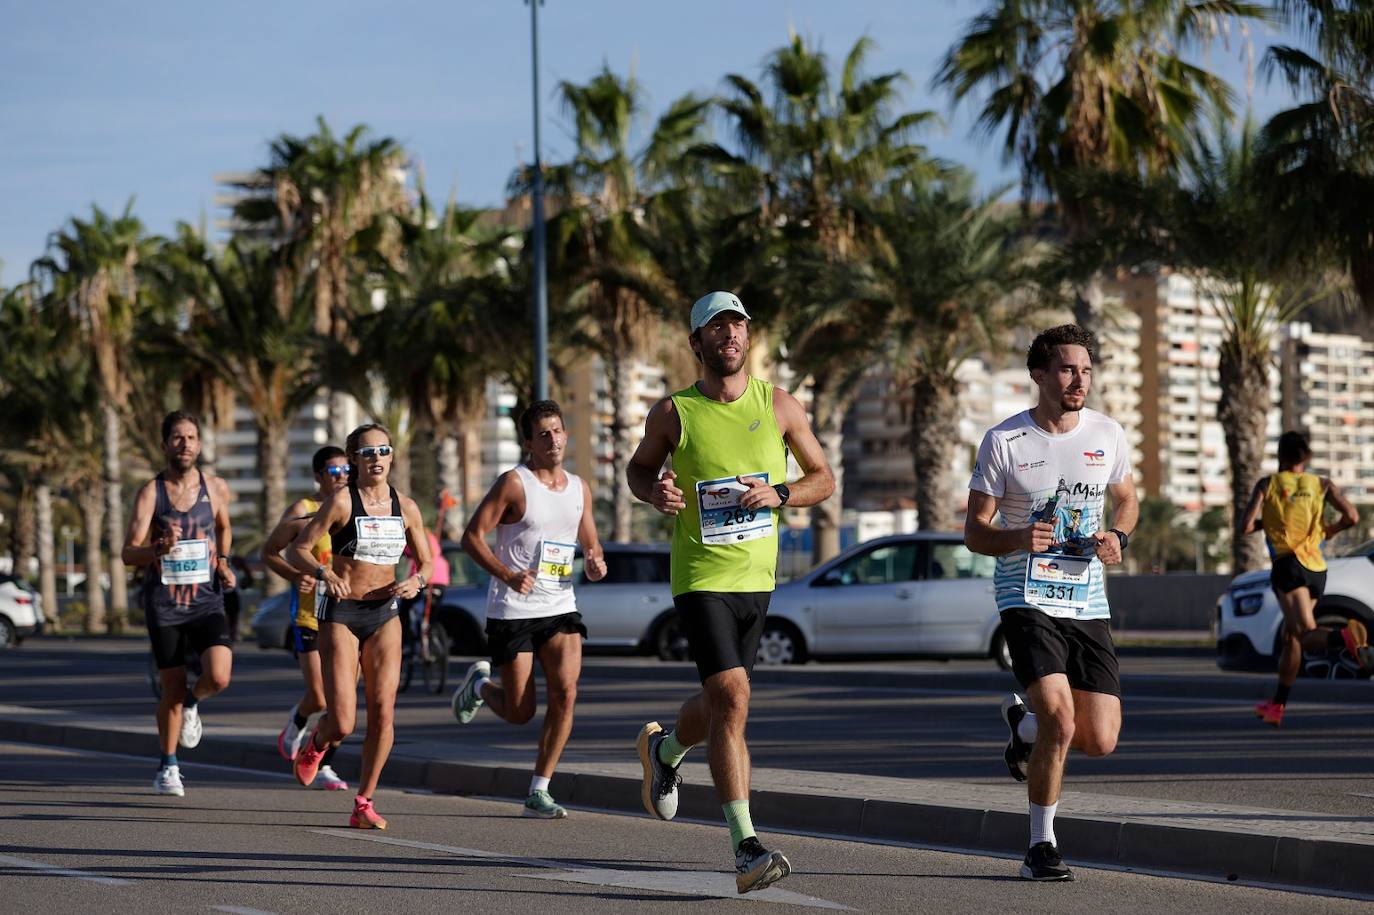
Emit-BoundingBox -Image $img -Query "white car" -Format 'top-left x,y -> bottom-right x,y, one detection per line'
762,533 -> 1011,668
1216,539 -> 1374,677
0,574 -> 45,647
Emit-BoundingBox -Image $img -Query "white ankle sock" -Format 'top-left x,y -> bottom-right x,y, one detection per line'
1029,801 -> 1058,847
473,677 -> 492,697
1017,712 -> 1038,744
529,774 -> 551,794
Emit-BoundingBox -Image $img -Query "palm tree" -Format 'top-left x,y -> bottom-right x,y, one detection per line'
0,282 -> 106,629
936,0 -> 1268,331
1131,495 -> 1197,572
229,117 -> 409,440
368,191 -> 530,536
155,231 -> 324,587
705,35 -> 942,561
1261,0 -> 1374,307
536,67 -> 711,540
845,176 -> 1043,530
1069,117 -> 1333,570
31,201 -> 158,629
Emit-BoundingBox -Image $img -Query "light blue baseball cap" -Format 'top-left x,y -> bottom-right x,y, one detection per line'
689,290 -> 751,332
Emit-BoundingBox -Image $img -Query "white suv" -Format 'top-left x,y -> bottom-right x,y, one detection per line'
0,574 -> 45,647
1215,539 -> 1374,677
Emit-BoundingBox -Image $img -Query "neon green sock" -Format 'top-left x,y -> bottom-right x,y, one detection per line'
723,799 -> 755,851
656,729 -> 691,767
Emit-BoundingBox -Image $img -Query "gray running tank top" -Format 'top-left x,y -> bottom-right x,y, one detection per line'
144,471 -> 225,627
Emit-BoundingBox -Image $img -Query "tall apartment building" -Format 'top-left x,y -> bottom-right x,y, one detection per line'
1111,270 -> 1279,513
1279,323 -> 1374,501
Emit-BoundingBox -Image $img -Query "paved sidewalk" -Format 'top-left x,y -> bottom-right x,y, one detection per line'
3,699 -> 1371,897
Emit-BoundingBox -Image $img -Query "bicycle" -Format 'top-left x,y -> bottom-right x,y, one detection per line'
399,584 -> 450,694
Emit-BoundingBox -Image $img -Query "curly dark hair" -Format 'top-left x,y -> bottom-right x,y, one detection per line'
1027,324 -> 1098,372
519,400 -> 564,441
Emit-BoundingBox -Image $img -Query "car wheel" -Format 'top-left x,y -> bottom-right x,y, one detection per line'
1300,611 -> 1372,680
0,615 -> 16,649
990,627 -> 1013,671
654,614 -> 692,662
755,621 -> 807,666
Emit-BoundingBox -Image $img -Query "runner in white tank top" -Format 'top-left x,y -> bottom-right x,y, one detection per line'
451,400 -> 607,819
486,463 -> 585,621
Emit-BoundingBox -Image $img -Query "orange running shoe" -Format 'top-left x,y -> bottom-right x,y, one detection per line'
350,796 -> 387,829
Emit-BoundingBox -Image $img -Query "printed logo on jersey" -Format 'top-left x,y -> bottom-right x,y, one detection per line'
1083,448 -> 1106,466
748,419 -> 761,432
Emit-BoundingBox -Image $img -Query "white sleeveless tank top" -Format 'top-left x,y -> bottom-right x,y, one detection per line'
485,464 -> 584,620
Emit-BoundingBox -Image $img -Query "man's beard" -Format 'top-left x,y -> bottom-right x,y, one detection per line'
1060,394 -> 1085,412
702,347 -> 746,376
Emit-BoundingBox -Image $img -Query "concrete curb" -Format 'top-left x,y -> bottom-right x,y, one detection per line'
4,713 -> 1371,897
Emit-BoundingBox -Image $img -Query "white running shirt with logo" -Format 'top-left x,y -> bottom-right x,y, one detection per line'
969,408 -> 1132,621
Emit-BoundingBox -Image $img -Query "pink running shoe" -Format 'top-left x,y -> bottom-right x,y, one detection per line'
350,796 -> 387,830
1254,701 -> 1285,727
293,729 -> 325,786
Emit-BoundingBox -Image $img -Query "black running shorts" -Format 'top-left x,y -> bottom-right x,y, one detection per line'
319,595 -> 400,645
148,611 -> 233,670
292,625 -> 319,657
674,591 -> 770,683
485,611 -> 586,668
1000,606 -> 1121,697
1270,554 -> 1327,601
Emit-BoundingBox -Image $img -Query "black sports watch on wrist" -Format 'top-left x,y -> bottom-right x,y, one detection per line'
315,564 -> 327,581
773,483 -> 791,506
1109,528 -> 1129,551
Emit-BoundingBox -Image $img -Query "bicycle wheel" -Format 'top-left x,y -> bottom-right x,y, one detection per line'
398,650 -> 415,693
421,627 -> 451,694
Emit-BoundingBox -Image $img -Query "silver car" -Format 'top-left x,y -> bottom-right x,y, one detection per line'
439,543 -> 678,657
763,533 -> 1010,668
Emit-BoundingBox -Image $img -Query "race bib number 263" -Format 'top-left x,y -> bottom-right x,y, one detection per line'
697,473 -> 772,546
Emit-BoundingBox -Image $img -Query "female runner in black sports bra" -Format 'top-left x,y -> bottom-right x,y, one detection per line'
288,422 -> 433,829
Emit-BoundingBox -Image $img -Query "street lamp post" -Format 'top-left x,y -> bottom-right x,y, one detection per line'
527,0 -> 549,402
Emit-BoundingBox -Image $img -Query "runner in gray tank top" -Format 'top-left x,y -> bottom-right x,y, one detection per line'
121,411 -> 237,797
451,400 -> 607,818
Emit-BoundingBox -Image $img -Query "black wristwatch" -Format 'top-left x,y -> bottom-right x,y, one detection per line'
773,483 -> 791,506
1109,528 -> 1129,551
315,564 -> 327,581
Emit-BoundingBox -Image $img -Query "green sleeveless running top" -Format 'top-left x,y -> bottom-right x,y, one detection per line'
669,376 -> 788,596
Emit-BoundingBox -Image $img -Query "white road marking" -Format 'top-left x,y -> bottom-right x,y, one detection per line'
315,829 -> 854,910
0,852 -> 130,886
210,907 -> 280,915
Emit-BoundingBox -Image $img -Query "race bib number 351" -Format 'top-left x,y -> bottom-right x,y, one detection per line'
1024,552 -> 1092,615
697,473 -> 772,546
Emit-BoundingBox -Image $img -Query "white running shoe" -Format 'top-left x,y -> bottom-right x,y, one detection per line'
278,704 -> 301,760
451,660 -> 490,724
179,703 -> 202,749
315,765 -> 349,791
154,765 -> 185,796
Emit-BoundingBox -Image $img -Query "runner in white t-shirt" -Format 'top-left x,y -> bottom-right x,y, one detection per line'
965,324 -> 1139,882
450,400 -> 607,819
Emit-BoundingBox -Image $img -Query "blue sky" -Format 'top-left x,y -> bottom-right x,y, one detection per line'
0,1 -> 1292,284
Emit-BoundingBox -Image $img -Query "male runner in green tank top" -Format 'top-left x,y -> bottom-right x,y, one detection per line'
628,291 -> 835,894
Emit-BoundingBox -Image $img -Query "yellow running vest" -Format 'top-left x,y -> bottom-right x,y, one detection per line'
1262,472 -> 1327,572
294,498 -> 334,629
668,376 -> 788,596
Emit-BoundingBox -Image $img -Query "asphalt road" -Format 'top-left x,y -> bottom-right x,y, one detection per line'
3,740 -> 1369,915
2,638 -> 1372,815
